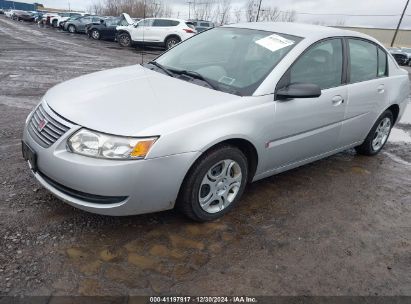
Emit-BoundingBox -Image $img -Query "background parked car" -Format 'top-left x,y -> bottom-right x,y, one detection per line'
116,18 -> 197,49
50,12 -> 87,28
189,20 -> 215,32
12,11 -> 35,22
40,13 -> 59,25
86,17 -> 122,41
400,47 -> 411,65
388,47 -> 410,66
64,15 -> 103,33
0,9 -> 4,14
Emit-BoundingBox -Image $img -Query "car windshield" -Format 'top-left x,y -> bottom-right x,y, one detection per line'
155,27 -> 302,96
402,48 -> 411,53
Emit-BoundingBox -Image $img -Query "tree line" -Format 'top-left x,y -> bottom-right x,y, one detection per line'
88,0 -> 298,24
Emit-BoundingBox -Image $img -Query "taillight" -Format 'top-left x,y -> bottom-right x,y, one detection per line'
184,28 -> 195,34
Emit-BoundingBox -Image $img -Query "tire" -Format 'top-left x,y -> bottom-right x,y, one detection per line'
52,19 -> 57,27
355,110 -> 394,156
165,36 -> 181,50
90,29 -> 101,40
178,145 -> 248,222
68,25 -> 76,33
118,32 -> 132,47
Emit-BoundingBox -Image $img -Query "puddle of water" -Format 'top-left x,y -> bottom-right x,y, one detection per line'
389,128 -> 411,143
383,152 -> 411,166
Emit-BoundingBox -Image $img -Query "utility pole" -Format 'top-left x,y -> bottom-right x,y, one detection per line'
256,0 -> 263,22
391,0 -> 410,46
68,0 -> 71,11
187,1 -> 194,19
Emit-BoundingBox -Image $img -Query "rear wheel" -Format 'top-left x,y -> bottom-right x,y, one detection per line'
52,19 -> 58,27
165,36 -> 181,50
90,29 -> 101,40
355,110 -> 393,156
178,145 -> 248,222
118,32 -> 131,47
68,24 -> 76,33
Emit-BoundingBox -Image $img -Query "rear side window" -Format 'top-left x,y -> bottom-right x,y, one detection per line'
289,38 -> 343,90
378,48 -> 388,77
138,19 -> 154,27
348,39 -> 378,83
153,19 -> 179,27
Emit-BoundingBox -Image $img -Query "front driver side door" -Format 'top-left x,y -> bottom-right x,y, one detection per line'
130,19 -> 154,42
266,38 -> 347,170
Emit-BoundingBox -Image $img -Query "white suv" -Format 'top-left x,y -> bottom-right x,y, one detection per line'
116,18 -> 197,49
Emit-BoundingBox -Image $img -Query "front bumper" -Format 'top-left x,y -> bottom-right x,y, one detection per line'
23,102 -> 200,216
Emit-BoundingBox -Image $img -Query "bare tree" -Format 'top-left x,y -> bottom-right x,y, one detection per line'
279,9 -> 296,22
259,7 -> 281,21
245,0 -> 257,22
233,7 -> 243,23
335,19 -> 346,26
88,0 -> 172,18
193,0 -> 215,21
212,0 -> 231,25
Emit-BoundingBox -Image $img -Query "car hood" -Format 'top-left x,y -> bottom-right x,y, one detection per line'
121,13 -> 135,25
45,65 -> 236,136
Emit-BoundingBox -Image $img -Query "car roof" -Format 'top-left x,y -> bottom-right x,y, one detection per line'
226,22 -> 378,43
144,17 -> 188,22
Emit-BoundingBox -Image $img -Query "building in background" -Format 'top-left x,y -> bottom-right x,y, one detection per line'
0,1 -> 43,11
336,26 -> 411,48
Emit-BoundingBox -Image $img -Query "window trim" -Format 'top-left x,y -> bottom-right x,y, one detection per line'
275,37 -> 346,100
345,37 -> 389,85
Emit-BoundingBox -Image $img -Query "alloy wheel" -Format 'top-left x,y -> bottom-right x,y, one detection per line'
91,30 -> 100,40
198,159 -> 242,214
372,117 -> 391,151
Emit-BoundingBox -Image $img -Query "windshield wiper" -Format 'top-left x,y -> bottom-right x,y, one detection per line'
147,61 -> 175,77
170,69 -> 219,91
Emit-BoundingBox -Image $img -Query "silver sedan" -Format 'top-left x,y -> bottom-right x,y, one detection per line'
22,22 -> 409,221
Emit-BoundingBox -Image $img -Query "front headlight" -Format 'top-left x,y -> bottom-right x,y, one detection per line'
68,129 -> 158,160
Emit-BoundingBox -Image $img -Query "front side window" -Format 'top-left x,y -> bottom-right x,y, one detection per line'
156,27 -> 302,96
288,39 -> 343,90
138,19 -> 154,27
348,39 -> 378,83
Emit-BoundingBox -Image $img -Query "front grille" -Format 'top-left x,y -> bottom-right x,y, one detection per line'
28,104 -> 70,148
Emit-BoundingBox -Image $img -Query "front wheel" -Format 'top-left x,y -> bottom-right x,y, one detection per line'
355,110 -> 393,156
178,145 -> 248,222
118,32 -> 131,47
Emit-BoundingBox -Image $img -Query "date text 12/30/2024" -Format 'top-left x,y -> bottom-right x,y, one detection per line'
149,297 -> 258,303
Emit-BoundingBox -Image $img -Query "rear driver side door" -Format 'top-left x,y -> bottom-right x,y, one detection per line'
266,38 -> 347,170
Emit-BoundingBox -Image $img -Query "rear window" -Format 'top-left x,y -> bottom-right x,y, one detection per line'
200,22 -> 210,27
153,19 -> 179,27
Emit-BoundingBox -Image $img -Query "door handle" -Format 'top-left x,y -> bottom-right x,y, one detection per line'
377,85 -> 385,94
332,95 -> 344,106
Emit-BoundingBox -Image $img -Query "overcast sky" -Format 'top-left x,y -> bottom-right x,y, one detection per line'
15,0 -> 411,29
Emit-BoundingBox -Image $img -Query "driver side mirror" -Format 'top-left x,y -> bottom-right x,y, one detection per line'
276,83 -> 321,100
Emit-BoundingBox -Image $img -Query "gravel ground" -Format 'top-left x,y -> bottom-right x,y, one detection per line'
0,17 -> 410,297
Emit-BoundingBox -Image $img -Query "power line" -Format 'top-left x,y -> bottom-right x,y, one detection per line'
392,0 -> 410,46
